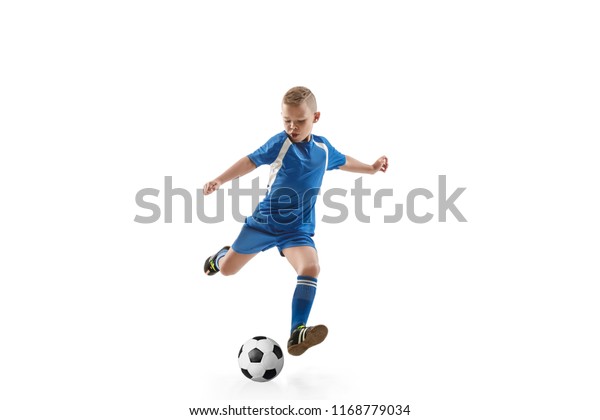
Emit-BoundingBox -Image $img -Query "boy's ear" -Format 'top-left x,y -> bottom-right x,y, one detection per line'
313,112 -> 321,123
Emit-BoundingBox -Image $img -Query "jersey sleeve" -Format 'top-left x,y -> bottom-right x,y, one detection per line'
247,134 -> 286,167
321,137 -> 347,170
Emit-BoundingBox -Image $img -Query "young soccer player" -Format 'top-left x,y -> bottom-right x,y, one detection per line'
203,86 -> 388,356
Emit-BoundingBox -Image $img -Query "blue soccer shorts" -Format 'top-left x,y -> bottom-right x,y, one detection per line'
231,223 -> 316,256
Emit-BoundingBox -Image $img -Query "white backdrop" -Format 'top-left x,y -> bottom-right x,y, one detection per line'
1,1 -> 599,419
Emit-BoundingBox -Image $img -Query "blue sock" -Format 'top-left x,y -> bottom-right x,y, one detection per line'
214,247 -> 229,270
291,276 -> 318,333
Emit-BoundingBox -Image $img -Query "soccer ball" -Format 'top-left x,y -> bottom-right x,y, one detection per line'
238,336 -> 284,382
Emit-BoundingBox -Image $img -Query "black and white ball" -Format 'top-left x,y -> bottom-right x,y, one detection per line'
238,336 -> 284,382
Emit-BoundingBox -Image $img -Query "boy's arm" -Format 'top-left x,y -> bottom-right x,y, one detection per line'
203,156 -> 257,195
340,155 -> 388,174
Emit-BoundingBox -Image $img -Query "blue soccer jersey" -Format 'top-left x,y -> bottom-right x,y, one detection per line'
247,131 -> 346,235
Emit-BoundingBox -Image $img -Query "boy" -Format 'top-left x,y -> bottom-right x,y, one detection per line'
203,86 -> 388,356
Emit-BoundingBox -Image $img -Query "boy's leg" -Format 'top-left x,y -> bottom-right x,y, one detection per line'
218,248 -> 257,276
204,246 -> 257,276
283,247 -> 319,332
283,245 -> 320,278
283,246 -> 328,356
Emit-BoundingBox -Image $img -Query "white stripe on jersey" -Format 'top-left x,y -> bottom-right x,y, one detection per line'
313,140 -> 329,175
266,137 -> 292,194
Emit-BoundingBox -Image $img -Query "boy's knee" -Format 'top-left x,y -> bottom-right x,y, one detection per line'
300,262 -> 320,278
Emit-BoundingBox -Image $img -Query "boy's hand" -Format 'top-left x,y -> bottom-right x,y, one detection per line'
203,179 -> 222,195
372,156 -> 389,174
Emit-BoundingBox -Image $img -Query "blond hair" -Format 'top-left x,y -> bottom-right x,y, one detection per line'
282,86 -> 317,112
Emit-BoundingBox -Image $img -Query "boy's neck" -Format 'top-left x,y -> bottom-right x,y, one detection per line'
288,133 -> 312,143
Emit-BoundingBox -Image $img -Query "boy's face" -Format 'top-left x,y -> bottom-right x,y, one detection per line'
281,102 -> 320,142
